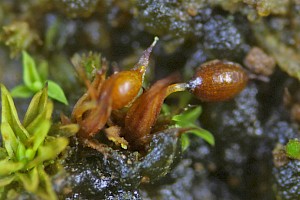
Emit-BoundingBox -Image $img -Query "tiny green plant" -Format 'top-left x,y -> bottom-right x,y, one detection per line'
10,51 -> 68,104
0,85 -> 69,200
286,139 -> 300,160
172,106 -> 215,151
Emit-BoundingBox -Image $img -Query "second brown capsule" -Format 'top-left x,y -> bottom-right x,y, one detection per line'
188,60 -> 248,102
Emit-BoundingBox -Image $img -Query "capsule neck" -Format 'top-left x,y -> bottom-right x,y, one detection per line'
166,83 -> 188,97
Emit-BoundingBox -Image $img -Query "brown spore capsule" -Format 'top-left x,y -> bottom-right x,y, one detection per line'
188,60 -> 248,102
103,69 -> 144,110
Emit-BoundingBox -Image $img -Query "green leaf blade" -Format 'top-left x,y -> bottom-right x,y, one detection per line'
47,80 -> 68,105
1,85 -> 29,142
23,86 -> 48,128
22,51 -> 42,90
171,105 -> 214,150
187,128 -> 215,146
172,106 -> 202,127
181,134 -> 190,151
38,60 -> 48,82
36,165 -> 58,200
0,175 -> 15,187
10,85 -> 33,98
1,123 -> 19,158
16,167 -> 39,192
0,159 -> 25,176
31,120 -> 51,152
27,137 -> 68,169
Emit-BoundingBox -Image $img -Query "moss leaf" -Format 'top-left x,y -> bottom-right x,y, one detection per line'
0,175 -> 15,187
31,120 -> 51,152
0,122 -> 19,158
23,86 -> 49,128
0,159 -> 24,176
1,84 -> 29,142
25,101 -> 53,135
172,106 -> 202,127
23,86 -> 48,127
10,85 -> 33,98
0,148 -> 8,160
27,137 -> 68,169
36,165 -> 57,200
50,123 -> 79,137
172,106 -> 214,149
181,134 -> 190,151
16,167 -> 39,192
38,60 -> 48,82
185,128 -> 215,146
16,141 -> 26,162
47,80 -> 68,105
22,51 -> 42,90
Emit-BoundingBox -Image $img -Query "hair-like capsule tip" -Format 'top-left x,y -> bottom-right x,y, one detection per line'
134,37 -> 159,71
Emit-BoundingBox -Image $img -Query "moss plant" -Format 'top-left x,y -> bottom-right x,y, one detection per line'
171,106 -> 215,151
0,85 -> 69,200
10,51 -> 68,105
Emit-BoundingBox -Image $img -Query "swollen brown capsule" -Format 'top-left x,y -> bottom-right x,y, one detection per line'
187,60 -> 248,102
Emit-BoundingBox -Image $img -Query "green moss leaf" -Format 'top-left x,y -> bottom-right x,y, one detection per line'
10,85 -> 33,98
22,51 -> 42,90
0,159 -> 24,176
36,165 -> 57,200
0,148 -> 8,160
16,167 -> 39,192
23,86 -> 49,128
286,139 -> 300,160
47,80 -> 68,105
186,128 -> 215,146
27,137 -> 68,169
181,134 -> 190,151
31,120 -> 51,152
25,101 -> 53,135
0,175 -> 15,187
38,60 -> 48,82
172,106 -> 202,127
1,122 -> 19,158
51,123 -> 79,137
171,106 -> 214,150
16,142 -> 26,162
1,84 -> 29,142
38,137 -> 68,161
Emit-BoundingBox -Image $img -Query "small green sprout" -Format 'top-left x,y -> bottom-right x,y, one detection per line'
10,51 -> 68,105
0,85 -> 69,200
286,139 -> 300,160
172,106 -> 215,151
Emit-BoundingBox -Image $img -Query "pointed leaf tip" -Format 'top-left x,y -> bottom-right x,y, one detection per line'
47,80 -> 68,105
22,51 -> 42,90
10,85 -> 33,98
